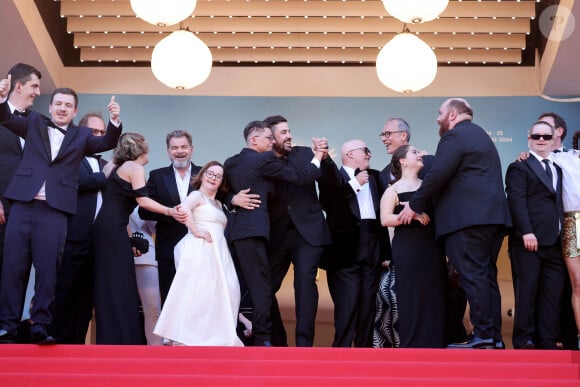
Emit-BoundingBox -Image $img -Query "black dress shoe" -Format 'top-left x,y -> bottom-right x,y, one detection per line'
519,339 -> 535,350
0,329 -> 17,344
31,332 -> 57,345
447,334 -> 494,349
495,339 -> 506,349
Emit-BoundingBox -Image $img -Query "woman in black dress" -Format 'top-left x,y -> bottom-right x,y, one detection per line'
93,133 -> 182,344
380,144 -> 447,348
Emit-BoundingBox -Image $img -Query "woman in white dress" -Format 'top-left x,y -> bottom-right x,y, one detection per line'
154,161 -> 243,346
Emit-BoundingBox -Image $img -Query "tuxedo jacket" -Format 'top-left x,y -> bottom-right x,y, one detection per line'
409,120 -> 511,238
269,146 -> 332,248
66,156 -> 107,242
379,154 -> 435,193
0,124 -> 23,200
224,147 -> 320,242
506,157 -> 563,246
0,102 -> 121,215
139,163 -> 201,262
318,166 -> 391,269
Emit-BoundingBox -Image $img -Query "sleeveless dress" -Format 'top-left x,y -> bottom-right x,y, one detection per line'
392,191 -> 447,348
93,170 -> 147,344
154,192 -> 243,346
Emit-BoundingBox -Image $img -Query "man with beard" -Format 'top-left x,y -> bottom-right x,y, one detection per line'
398,98 -> 511,349
264,115 -> 334,347
139,130 -> 200,305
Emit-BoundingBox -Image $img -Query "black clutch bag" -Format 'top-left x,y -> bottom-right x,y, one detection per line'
130,232 -> 149,254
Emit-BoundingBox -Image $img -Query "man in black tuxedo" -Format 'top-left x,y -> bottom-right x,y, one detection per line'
0,63 -> 41,288
49,112 -> 110,344
264,115 -> 334,347
139,130 -> 200,305
224,120 -> 327,346
318,139 -> 389,347
399,98 -> 511,349
506,120 -> 565,349
0,80 -> 122,345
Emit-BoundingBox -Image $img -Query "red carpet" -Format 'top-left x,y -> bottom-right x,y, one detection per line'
1,345 -> 579,386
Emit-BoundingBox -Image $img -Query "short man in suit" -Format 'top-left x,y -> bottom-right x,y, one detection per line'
139,130 -> 200,305
49,112 -> 110,344
318,139 -> 388,347
399,98 -> 511,349
506,120 -> 565,349
0,79 -> 122,344
224,120 -> 327,346
264,115 -> 334,347
0,63 -> 41,286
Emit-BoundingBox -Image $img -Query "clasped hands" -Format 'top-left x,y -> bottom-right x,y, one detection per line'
397,202 -> 430,225
312,137 -> 330,159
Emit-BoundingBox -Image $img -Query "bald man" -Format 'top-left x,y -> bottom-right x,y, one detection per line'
318,139 -> 388,347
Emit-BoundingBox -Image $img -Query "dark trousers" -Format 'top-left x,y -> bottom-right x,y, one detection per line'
232,237 -> 272,346
0,199 -> 13,291
269,227 -> 323,347
157,258 -> 176,306
510,239 -> 565,349
49,239 -> 95,344
327,224 -> 381,347
0,200 -> 67,336
444,225 -> 504,341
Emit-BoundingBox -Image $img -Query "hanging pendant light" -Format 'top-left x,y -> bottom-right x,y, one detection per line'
376,31 -> 437,93
130,0 -> 197,27
381,0 -> 449,24
151,29 -> 213,90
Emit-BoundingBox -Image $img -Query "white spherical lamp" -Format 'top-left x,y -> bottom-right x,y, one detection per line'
130,0 -> 197,27
381,0 -> 449,24
151,30 -> 213,90
376,32 -> 438,93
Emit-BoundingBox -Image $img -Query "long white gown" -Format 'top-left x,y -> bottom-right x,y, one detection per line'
153,192 -> 243,346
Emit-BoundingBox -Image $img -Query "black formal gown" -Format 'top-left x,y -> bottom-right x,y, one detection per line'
93,169 -> 147,344
392,191 -> 447,348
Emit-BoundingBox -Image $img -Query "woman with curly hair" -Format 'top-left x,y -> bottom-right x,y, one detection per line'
93,133 -> 183,344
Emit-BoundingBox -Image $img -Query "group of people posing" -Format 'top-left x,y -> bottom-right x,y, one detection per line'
0,63 -> 579,350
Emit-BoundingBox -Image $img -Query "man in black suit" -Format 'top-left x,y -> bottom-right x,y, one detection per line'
139,130 -> 200,305
49,112 -> 110,344
0,64 -> 41,287
399,98 -> 511,349
318,139 -> 388,347
224,120 -> 327,346
379,117 -> 434,190
264,115 -> 334,347
506,120 -> 565,349
0,80 -> 122,344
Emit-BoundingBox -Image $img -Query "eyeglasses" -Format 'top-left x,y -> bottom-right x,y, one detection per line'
205,170 -> 223,180
379,130 -> 404,138
529,134 -> 553,140
349,147 -> 371,155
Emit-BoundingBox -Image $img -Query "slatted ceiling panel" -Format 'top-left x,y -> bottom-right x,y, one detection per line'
57,0 -> 538,65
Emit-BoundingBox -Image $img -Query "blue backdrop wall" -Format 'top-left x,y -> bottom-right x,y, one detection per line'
32,94 -> 580,176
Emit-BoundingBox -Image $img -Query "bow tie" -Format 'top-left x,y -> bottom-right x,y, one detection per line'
47,121 -> 67,136
13,110 -> 28,117
355,168 -> 365,176
87,154 -> 101,159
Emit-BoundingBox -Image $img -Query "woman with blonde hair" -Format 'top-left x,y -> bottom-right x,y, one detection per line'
93,133 -> 183,344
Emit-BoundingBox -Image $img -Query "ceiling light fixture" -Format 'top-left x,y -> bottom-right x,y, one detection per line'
381,0 -> 449,24
130,0 -> 197,27
151,28 -> 213,89
376,26 -> 437,93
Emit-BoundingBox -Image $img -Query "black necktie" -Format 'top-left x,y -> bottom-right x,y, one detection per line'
542,159 -> 553,185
